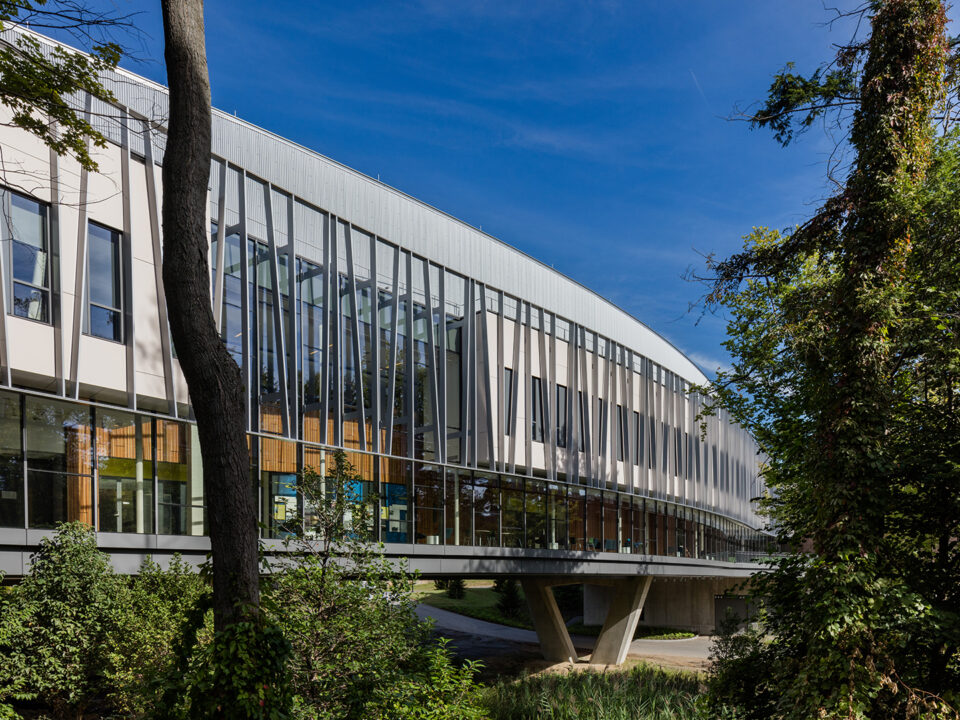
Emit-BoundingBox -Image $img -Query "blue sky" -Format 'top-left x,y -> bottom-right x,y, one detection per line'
62,2 -> 887,374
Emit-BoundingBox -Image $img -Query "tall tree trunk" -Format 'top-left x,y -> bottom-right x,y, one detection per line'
160,0 -> 259,630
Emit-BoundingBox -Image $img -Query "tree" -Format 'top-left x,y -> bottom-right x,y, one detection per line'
445,577 -> 466,599
702,1 -> 960,717
159,0 -> 257,637
496,578 -> 523,619
160,1 -> 289,714
267,451 -> 431,719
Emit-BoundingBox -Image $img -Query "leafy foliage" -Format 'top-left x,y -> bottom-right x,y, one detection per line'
0,1 -> 129,172
266,450 -> 476,720
702,2 -> 960,717
367,639 -> 487,720
109,555 -> 210,715
0,522 -> 127,719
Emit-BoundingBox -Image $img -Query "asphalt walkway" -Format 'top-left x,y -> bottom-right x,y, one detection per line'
416,604 -> 713,667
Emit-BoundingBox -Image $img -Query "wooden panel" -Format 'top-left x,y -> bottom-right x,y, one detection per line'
156,420 -> 185,464
261,436 -> 296,473
66,424 -> 93,525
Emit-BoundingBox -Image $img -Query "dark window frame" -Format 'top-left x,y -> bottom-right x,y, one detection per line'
85,220 -> 124,343
2,187 -> 51,324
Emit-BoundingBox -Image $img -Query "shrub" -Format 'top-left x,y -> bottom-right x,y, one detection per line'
110,555 -> 210,715
484,663 -> 706,720
268,451 -> 432,719
445,577 -> 466,599
496,579 -> 523,619
0,522 -> 128,720
366,639 -> 486,720
434,579 -> 448,591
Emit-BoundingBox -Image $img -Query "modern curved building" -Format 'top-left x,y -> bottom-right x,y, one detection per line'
0,31 -> 770,661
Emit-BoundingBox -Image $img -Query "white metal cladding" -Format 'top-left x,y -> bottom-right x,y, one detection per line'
55,45 -> 708,385
0,29 -> 768,531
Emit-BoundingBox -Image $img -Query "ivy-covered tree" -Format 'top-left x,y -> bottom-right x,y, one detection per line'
702,1 -> 960,717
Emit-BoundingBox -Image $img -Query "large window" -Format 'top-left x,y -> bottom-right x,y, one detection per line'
156,420 -> 204,536
87,222 -> 123,342
24,397 -> 93,529
3,189 -> 50,322
413,462 -> 443,544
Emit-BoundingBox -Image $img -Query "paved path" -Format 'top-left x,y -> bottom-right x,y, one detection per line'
416,604 -> 595,647
415,604 -> 712,664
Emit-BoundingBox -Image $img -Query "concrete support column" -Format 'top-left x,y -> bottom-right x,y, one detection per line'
521,578 -> 576,664
591,575 -> 652,666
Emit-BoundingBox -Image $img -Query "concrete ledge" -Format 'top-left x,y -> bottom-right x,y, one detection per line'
1,534 -> 767,579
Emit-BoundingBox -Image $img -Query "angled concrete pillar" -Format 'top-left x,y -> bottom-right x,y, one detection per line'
591,575 -> 652,666
521,578 -> 577,663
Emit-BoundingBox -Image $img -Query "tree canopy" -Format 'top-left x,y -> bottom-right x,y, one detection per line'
704,1 -> 960,717
0,1 -> 133,173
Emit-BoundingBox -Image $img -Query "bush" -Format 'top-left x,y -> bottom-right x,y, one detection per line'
0,522 -> 128,720
434,579 -> 448,591
269,451 -> 433,719
493,578 -> 506,594
110,555 -> 210,715
366,639 -> 486,720
496,579 -> 523,619
445,577 -> 466,599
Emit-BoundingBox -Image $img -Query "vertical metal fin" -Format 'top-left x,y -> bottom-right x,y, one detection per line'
120,109 -> 137,409
422,261 -> 441,463
212,160 -> 227,332
263,182 -> 289,437
370,233 -> 380,454
538,308 -> 552,480
318,212 -> 330,445
286,196 -> 299,440
48,121 -> 64,396
479,284 -> 495,470
343,223 -> 365,451
68,92 -> 94,399
507,298 -> 521,475
237,171 -> 251,430
385,245 -> 400,453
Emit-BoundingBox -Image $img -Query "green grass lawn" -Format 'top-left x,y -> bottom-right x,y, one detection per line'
417,584 -> 697,639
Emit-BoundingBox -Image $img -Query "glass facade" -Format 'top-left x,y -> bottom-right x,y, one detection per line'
0,105 -> 774,565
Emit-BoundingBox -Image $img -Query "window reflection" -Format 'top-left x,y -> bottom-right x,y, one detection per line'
4,190 -> 50,322
25,397 -> 92,528
96,410 -> 153,533
381,457 -> 411,543
0,393 -> 22,527
87,222 -> 123,342
156,420 -> 204,536
414,462 -> 443,544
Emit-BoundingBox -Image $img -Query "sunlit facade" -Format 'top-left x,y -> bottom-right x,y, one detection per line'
0,31 -> 771,574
